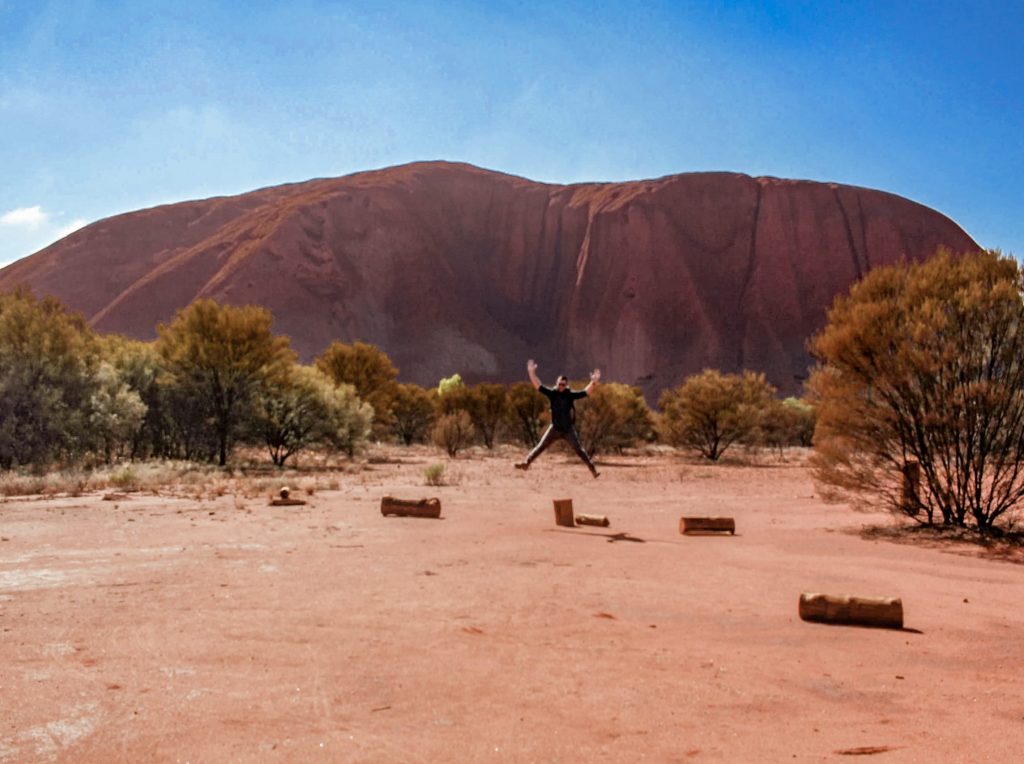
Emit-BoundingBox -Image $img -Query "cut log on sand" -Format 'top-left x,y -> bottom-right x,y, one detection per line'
575,514 -> 610,527
271,486 -> 306,506
798,592 -> 904,629
553,499 -> 575,527
680,517 -> 736,534
381,496 -> 442,519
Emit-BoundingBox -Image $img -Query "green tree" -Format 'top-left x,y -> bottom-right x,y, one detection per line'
577,382 -> 654,455
507,381 -> 547,446
809,249 -> 1024,532
250,366 -> 333,466
659,369 -> 775,460
87,362 -> 147,463
0,289 -> 98,469
321,381 -> 374,458
389,383 -> 437,445
156,299 -> 294,466
437,373 -> 464,399
316,341 -> 397,427
99,336 -> 173,459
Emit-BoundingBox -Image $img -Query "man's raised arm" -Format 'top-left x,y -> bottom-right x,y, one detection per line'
584,368 -> 601,394
527,359 -> 542,390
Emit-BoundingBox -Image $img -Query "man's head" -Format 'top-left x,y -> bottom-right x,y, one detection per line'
556,375 -> 569,390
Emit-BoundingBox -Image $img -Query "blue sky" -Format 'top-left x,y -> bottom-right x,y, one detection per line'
2,0 -> 1022,267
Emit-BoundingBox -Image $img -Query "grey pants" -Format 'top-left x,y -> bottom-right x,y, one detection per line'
524,425 -> 598,474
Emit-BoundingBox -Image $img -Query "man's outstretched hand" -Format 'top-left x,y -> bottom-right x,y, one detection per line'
527,359 -> 538,374
590,368 -> 601,383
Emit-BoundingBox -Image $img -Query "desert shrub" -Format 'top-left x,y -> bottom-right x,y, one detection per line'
110,466 -> 141,491
462,383 -> 509,449
249,365 -> 371,466
436,373 -> 473,419
321,382 -> 374,458
87,362 -> 148,463
809,249 -> 1024,532
750,397 -> 816,455
431,411 -> 474,457
659,369 -> 775,460
389,383 -> 436,445
315,341 -> 398,431
0,288 -> 99,469
437,373 -> 464,399
577,382 -> 654,455
507,381 -> 547,446
157,299 -> 294,466
160,377 -> 220,462
99,336 -> 172,459
424,463 -> 446,486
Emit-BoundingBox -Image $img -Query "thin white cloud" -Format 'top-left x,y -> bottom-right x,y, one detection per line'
0,212 -> 92,267
52,218 -> 88,240
0,205 -> 49,228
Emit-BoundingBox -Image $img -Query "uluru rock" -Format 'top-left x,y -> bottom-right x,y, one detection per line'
0,161 -> 978,397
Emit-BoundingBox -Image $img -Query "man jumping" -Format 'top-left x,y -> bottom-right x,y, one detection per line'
515,359 -> 600,478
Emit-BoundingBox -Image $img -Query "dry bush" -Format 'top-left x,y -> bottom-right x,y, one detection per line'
810,249 -> 1024,532
431,411 -> 475,457
577,382 -> 654,455
424,463 -> 446,486
659,370 -> 775,460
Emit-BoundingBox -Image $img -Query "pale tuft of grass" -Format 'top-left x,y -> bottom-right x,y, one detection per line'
424,463 -> 446,486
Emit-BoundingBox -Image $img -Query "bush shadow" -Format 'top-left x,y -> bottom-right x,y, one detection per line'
854,524 -> 1024,565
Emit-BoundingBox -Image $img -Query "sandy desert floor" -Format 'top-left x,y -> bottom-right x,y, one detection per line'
1,447 -> 1023,762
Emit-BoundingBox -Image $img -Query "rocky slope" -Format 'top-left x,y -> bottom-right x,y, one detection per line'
0,161 -> 978,396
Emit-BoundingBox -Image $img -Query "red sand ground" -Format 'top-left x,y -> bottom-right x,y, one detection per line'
2,448 -> 1022,762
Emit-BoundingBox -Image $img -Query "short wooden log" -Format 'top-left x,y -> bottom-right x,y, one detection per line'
575,514 -> 610,528
270,498 -> 306,506
798,592 -> 904,630
680,517 -> 735,535
381,496 -> 441,519
553,498 -> 575,527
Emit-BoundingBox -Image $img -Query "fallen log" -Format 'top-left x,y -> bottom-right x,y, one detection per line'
575,514 -> 610,528
381,496 -> 442,519
553,499 -> 575,528
798,592 -> 904,630
271,498 -> 306,506
679,517 -> 735,534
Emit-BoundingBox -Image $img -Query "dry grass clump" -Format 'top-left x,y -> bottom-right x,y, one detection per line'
0,451 -> 367,501
424,463 -> 446,486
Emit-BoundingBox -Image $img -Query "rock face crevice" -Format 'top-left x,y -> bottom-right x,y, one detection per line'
834,186 -> 864,281
0,161 -> 978,397
735,179 -> 763,369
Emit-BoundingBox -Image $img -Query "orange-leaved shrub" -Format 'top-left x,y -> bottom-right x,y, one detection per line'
809,249 -> 1024,532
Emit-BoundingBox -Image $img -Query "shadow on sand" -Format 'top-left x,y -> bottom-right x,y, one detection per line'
854,524 -> 1024,566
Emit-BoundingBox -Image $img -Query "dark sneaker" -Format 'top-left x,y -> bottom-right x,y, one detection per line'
515,462 -> 529,471
591,470 -> 600,479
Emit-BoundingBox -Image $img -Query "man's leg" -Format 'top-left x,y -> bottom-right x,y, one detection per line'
565,428 -> 600,478
515,425 -> 561,470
